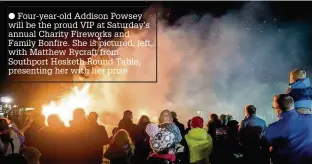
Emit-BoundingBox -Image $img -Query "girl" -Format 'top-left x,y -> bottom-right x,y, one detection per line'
104,129 -> 135,164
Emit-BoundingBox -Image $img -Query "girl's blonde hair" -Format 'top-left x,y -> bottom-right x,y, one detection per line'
111,129 -> 134,146
159,109 -> 173,124
110,129 -> 135,155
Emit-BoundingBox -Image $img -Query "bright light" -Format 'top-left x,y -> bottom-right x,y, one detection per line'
13,105 -> 18,108
1,97 -> 12,104
197,111 -> 202,114
138,109 -> 148,116
42,84 -> 91,127
25,108 -> 35,111
152,117 -> 158,122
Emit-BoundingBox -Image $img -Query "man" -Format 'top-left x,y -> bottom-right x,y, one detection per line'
88,112 -> 109,145
171,111 -> 185,137
117,110 -> 139,144
69,108 -> 88,131
67,108 -> 89,164
239,105 -> 267,164
87,112 -> 109,164
41,114 -> 66,133
39,114 -> 67,164
264,94 -> 312,164
239,105 -> 266,131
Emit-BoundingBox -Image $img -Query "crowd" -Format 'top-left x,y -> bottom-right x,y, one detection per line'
0,69 -> 311,164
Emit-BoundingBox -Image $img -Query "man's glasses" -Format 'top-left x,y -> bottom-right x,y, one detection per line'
272,106 -> 279,109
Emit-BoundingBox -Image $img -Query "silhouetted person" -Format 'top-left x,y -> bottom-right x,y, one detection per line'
20,147 -> 41,164
2,153 -> 29,164
110,127 -> 118,142
68,108 -> 89,164
134,115 -> 151,164
239,105 -> 267,164
220,114 -> 227,127
87,112 -> 109,164
207,113 -> 222,164
117,110 -> 139,144
88,112 -> 109,145
104,129 -> 135,164
69,108 -> 88,132
184,119 -> 192,135
239,105 -> 266,132
137,115 -> 150,142
39,114 -> 67,164
41,114 -> 66,133
138,115 -> 150,130
264,94 -> 312,164
171,111 -> 185,137
225,115 -> 240,163
24,113 -> 46,148
207,113 -> 221,142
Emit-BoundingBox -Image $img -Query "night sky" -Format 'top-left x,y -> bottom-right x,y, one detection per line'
0,1 -> 312,108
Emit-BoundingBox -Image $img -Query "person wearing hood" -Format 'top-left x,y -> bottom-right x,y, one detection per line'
185,116 -> 213,164
286,69 -> 312,114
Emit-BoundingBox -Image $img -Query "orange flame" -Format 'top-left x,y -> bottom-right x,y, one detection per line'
42,84 -> 91,126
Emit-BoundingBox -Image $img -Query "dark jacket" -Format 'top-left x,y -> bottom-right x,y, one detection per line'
104,144 -> 134,164
264,110 -> 312,164
147,153 -> 176,164
118,118 -> 139,144
239,114 -> 266,148
207,120 -> 222,141
239,114 -> 266,132
173,119 -> 185,137
134,124 -> 151,164
287,78 -> 312,110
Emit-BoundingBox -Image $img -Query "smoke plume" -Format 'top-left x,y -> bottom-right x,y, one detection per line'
82,2 -> 310,129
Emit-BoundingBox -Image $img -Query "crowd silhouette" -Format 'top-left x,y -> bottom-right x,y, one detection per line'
0,69 -> 312,164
